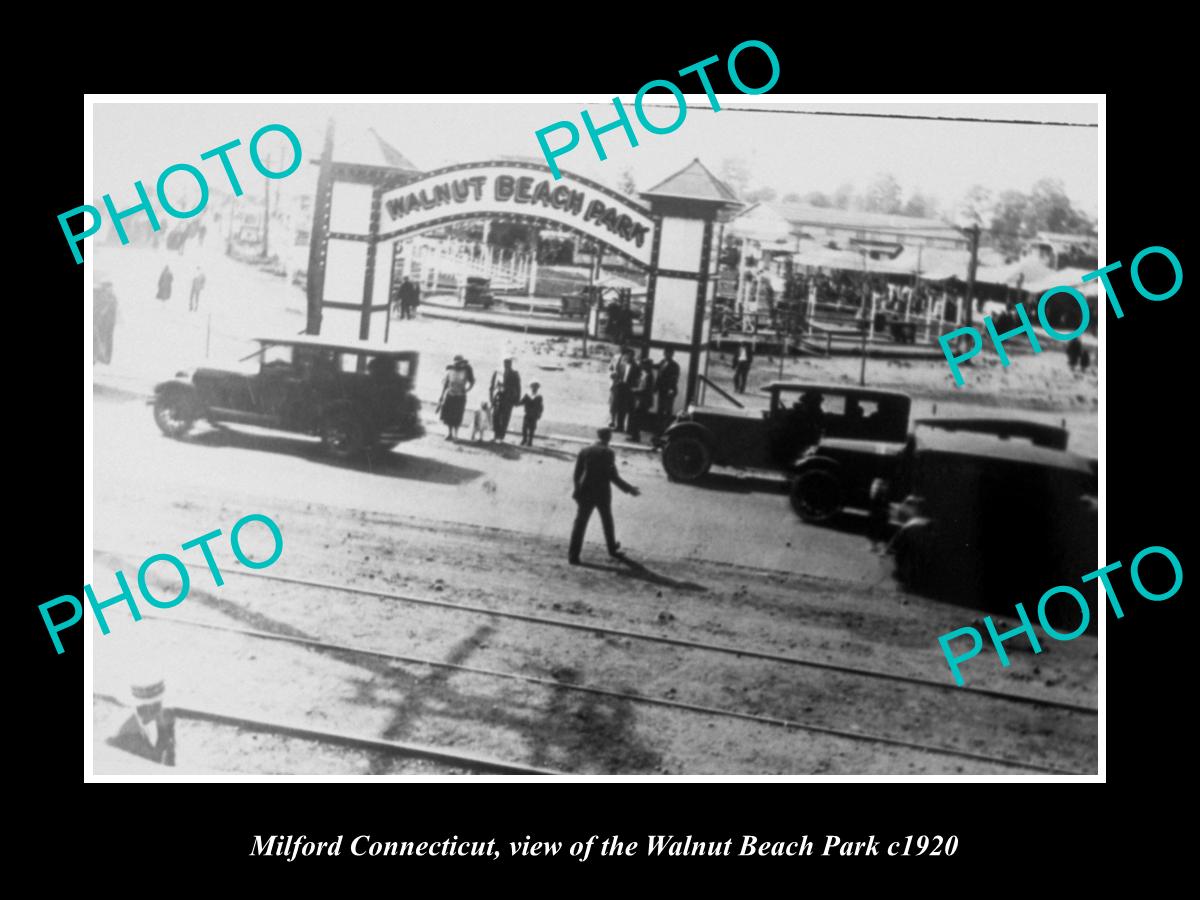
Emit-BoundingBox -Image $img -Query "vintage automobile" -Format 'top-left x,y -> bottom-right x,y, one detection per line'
657,382 -> 912,489
910,416 -> 1070,450
788,413 -> 1079,524
888,428 -> 1098,619
151,335 -> 424,458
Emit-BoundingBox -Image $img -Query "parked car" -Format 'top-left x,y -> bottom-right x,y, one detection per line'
151,335 -> 424,458
888,428 -> 1097,617
911,416 -> 1070,450
790,413 -> 1081,524
656,382 -> 912,487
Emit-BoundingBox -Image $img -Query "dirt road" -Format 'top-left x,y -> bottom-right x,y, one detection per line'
91,389 -> 1097,775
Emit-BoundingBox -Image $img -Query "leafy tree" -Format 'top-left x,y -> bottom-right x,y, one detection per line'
743,186 -> 777,203
862,173 -> 902,214
989,190 -> 1032,256
831,183 -> 855,210
902,190 -> 939,219
719,157 -> 752,198
957,184 -> 994,228
781,192 -> 803,204
1028,178 -> 1088,234
804,191 -> 832,207
618,168 -> 637,197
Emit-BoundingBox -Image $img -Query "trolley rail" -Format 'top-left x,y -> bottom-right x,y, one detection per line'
94,693 -> 559,775
133,612 -> 1086,775
97,552 -> 1096,717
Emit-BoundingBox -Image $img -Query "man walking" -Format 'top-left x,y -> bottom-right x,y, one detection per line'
569,427 -> 640,564
188,266 -> 206,312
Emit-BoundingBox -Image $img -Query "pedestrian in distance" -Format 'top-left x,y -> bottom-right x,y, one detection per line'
732,342 -> 753,393
568,427 -> 640,564
188,266 -> 206,312
656,347 -> 681,424
490,356 -> 522,442
610,346 -> 636,432
156,264 -> 174,303
470,401 -> 493,442
627,348 -> 655,443
438,354 -> 475,440
1066,336 -> 1082,372
520,382 -> 544,446
398,277 -> 418,320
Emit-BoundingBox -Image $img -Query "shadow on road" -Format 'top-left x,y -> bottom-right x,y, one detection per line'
578,556 -> 708,593
183,426 -> 483,485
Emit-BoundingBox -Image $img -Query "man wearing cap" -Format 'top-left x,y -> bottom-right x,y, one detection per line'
569,427 -> 640,564
490,356 -> 522,442
107,679 -> 176,766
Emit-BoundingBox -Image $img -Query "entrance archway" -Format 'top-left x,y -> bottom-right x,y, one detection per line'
305,123 -> 740,404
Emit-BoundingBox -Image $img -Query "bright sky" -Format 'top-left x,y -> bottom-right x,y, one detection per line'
91,99 -> 1098,219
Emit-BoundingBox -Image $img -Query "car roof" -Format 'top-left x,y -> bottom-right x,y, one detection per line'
913,416 -> 1070,448
914,429 -> 1092,473
759,382 -> 911,401
254,335 -> 418,357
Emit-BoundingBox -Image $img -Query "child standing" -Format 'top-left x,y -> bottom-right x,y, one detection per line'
520,382 -> 544,446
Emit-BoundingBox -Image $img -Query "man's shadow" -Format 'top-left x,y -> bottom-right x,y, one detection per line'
578,555 -> 707,593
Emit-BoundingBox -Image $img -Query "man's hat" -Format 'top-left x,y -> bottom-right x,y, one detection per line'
597,426 -> 613,441
129,678 -> 166,708
453,354 -> 465,363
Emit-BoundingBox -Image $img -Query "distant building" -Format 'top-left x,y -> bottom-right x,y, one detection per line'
1021,231 -> 1098,269
731,202 -> 967,258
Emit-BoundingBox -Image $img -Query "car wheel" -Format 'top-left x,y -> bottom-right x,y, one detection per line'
662,436 -> 712,482
790,469 -> 843,523
320,411 -> 367,459
153,392 -> 196,438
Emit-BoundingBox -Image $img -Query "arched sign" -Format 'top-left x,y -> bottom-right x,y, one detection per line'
377,161 -> 656,268
306,126 -> 735,405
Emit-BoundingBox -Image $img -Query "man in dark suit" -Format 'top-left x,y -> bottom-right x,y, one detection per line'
107,678 -> 176,766
656,348 -> 681,421
569,427 -> 640,564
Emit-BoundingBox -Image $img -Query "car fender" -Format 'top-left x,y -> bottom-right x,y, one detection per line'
150,378 -> 201,413
790,454 -> 841,477
658,422 -> 715,448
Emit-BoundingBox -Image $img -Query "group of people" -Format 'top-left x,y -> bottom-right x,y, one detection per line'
156,264 -> 207,312
607,345 -> 681,442
438,355 -> 545,446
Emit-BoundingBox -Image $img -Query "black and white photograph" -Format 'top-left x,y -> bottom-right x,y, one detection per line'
85,96 -> 1100,777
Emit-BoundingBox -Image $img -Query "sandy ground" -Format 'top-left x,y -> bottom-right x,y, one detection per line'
90,240 -> 1099,775
91,390 -> 1097,775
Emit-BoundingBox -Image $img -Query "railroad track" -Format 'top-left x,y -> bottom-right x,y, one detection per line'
95,549 -> 1096,775
94,693 -> 559,775
106,554 -> 1094,717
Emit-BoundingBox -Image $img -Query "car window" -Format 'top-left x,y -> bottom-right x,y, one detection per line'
821,394 -> 846,416
261,344 -> 292,367
341,353 -> 362,374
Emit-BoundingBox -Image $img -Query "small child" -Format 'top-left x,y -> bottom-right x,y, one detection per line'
470,401 -> 493,442
520,383 -> 544,446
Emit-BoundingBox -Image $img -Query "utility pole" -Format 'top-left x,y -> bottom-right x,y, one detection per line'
963,224 -> 980,326
261,151 -> 272,260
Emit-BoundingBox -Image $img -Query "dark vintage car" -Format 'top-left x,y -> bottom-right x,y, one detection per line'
888,429 -> 1098,620
657,382 -> 912,489
151,335 -> 424,458
789,413 -> 1080,524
